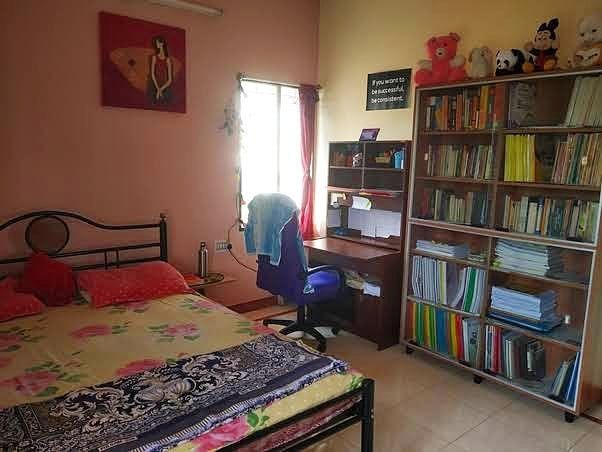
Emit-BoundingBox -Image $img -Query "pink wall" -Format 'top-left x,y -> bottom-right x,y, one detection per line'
0,0 -> 320,304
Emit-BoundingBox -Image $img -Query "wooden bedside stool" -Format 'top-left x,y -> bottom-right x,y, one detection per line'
183,272 -> 236,296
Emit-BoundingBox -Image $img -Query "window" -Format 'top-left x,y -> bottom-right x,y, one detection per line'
238,80 -> 303,223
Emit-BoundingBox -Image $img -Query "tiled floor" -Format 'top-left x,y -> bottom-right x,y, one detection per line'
300,331 -> 602,452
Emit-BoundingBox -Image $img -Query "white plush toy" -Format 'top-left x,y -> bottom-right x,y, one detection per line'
468,47 -> 494,79
570,14 -> 602,68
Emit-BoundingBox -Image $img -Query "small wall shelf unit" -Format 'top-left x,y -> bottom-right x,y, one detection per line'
401,67 -> 602,422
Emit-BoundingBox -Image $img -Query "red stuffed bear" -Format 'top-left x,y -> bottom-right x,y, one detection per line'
414,33 -> 467,86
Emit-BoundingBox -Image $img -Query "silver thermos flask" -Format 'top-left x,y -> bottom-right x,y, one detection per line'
198,242 -> 208,277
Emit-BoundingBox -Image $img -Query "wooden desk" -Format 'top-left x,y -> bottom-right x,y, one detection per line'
304,237 -> 402,350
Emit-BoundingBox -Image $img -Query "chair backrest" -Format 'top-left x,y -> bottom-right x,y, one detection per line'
256,215 -> 306,300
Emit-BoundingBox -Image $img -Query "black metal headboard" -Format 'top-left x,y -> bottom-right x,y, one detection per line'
0,211 -> 167,271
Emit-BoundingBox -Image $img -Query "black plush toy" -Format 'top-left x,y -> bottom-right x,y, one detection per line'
495,49 -> 526,76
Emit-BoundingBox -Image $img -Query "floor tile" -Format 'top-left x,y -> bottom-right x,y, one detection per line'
440,444 -> 469,452
490,397 -> 595,450
454,417 -> 565,452
396,387 -> 490,443
570,424 -> 602,451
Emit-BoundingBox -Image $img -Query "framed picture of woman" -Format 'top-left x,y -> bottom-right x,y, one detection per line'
99,12 -> 186,113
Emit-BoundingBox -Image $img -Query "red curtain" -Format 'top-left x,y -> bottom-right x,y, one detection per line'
298,84 -> 318,240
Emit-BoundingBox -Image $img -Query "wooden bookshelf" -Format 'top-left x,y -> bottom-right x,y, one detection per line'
401,68 -> 602,422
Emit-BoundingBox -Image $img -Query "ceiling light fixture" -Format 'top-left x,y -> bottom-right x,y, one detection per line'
145,0 -> 223,17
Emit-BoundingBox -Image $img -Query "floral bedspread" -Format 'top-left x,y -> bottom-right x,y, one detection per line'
0,294 -> 362,451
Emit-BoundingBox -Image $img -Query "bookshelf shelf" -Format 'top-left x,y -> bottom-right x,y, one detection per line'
496,181 -> 600,192
364,167 -> 405,172
419,129 -> 496,136
485,318 -> 582,352
409,217 -> 597,252
329,166 -> 362,170
327,185 -> 404,196
410,248 -> 488,269
504,127 -> 602,135
406,295 -> 481,318
402,68 -> 602,420
415,176 -> 494,185
489,266 -> 589,291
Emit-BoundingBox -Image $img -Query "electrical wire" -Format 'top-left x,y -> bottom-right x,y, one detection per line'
227,220 -> 257,272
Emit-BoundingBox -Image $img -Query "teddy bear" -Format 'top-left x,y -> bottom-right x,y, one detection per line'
468,46 -> 494,79
569,14 -> 602,68
495,49 -> 527,76
523,18 -> 560,72
414,33 -> 467,86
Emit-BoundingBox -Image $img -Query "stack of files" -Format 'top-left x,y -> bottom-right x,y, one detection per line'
489,286 -> 562,332
549,352 -> 580,405
424,85 -> 504,131
504,134 -> 536,182
420,189 -> 489,226
416,240 -> 469,258
507,82 -> 536,128
501,194 -> 599,243
564,76 -> 602,127
485,325 -> 546,380
493,239 -> 564,277
425,144 -> 494,179
551,133 -> 602,186
410,255 -> 485,314
407,302 -> 480,366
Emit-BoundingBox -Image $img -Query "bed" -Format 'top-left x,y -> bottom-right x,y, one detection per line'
0,211 -> 374,452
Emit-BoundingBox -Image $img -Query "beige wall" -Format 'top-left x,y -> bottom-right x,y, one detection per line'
315,0 -> 601,232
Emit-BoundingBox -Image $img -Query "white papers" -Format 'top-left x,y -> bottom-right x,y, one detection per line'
327,208 -> 341,228
351,196 -> 372,210
363,282 -> 381,297
347,208 -> 401,238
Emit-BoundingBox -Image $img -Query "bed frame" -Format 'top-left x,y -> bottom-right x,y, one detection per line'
0,210 -> 375,451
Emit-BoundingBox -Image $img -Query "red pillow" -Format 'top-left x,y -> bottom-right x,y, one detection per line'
0,278 -> 45,322
77,261 -> 192,308
18,253 -> 75,306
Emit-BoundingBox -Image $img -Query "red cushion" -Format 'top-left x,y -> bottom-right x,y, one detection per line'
77,261 -> 192,308
0,278 -> 45,322
18,253 -> 75,306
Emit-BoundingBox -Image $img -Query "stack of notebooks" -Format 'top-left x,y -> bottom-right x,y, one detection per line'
550,133 -> 602,186
485,325 -> 546,380
504,134 -> 536,182
410,255 -> 486,314
507,82 -> 536,128
407,302 -> 480,366
549,352 -> 580,405
420,189 -> 489,226
564,76 -> 602,127
423,85 -> 505,131
416,240 -> 470,258
492,239 -> 564,277
425,144 -> 494,179
489,286 -> 562,332
501,194 -> 599,243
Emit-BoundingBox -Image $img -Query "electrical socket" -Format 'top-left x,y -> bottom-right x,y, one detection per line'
215,240 -> 230,253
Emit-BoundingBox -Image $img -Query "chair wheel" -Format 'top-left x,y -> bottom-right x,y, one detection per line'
405,346 -> 414,355
331,327 -> 340,335
473,375 -> 483,384
262,319 -> 269,326
564,412 -> 577,423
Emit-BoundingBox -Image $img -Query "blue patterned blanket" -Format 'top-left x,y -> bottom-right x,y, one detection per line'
0,334 -> 347,451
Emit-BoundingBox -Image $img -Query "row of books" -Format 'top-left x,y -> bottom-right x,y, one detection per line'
489,286 -> 561,332
419,189 -> 489,226
410,256 -> 486,314
501,195 -> 599,243
423,85 -> 504,131
484,325 -> 546,381
492,239 -> 564,278
564,76 -> 602,127
425,144 -> 494,179
503,134 -> 535,182
407,302 -> 480,366
550,133 -> 602,186
550,352 -> 580,405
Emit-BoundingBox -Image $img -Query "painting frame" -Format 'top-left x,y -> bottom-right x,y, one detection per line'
99,12 -> 186,113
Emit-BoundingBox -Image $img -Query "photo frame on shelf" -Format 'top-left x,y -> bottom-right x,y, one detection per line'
359,128 -> 380,141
